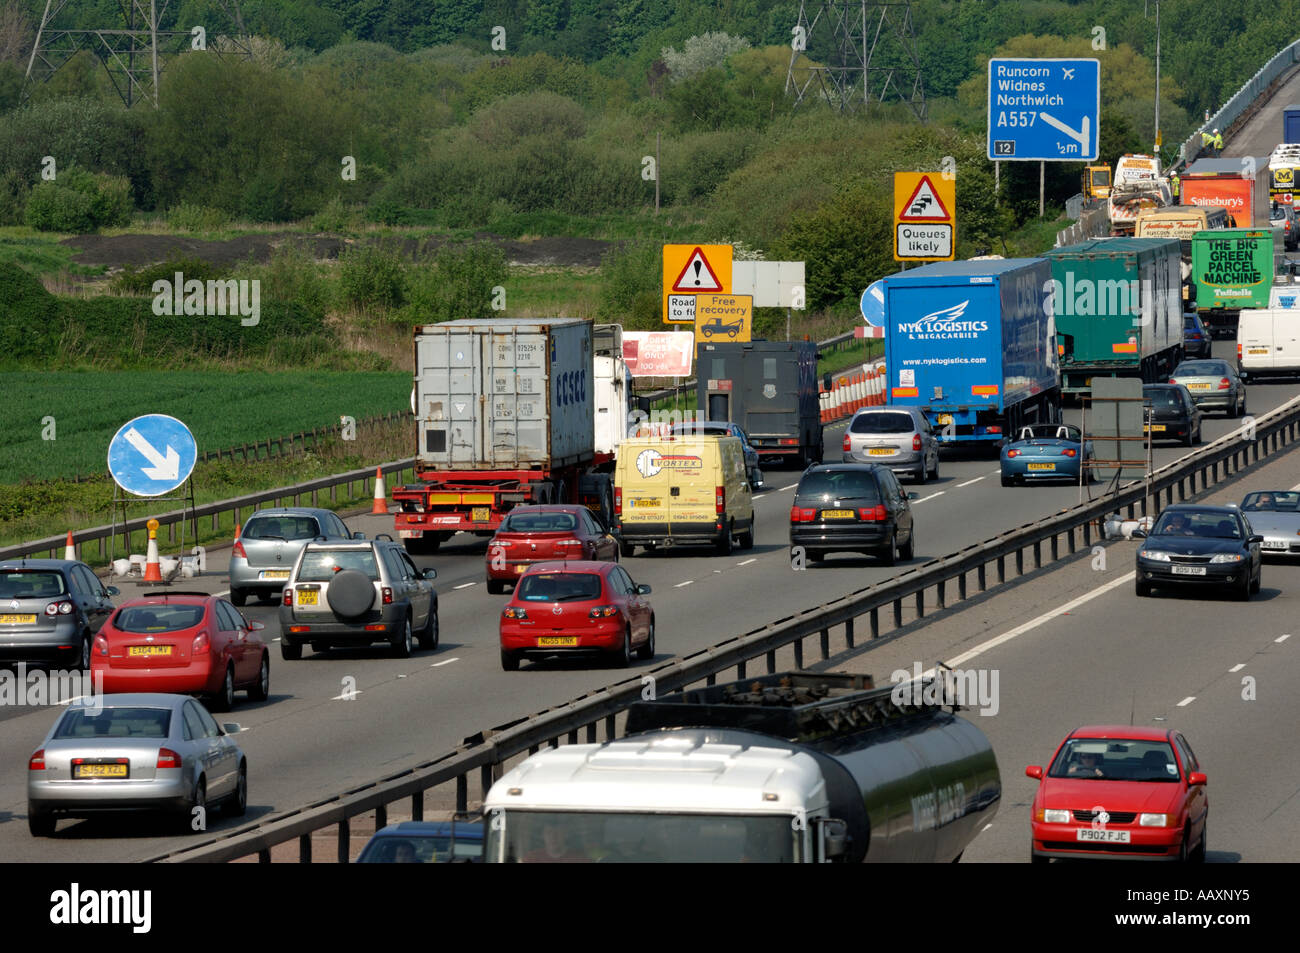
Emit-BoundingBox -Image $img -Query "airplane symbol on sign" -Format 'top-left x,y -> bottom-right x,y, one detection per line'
1062,67 -> 1074,79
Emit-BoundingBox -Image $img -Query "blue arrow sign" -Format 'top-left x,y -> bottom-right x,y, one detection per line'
107,414 -> 197,497
860,280 -> 886,327
987,58 -> 1099,162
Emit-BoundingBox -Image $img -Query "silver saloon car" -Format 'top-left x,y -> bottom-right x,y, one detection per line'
1240,490 -> 1300,556
27,693 -> 246,836
842,406 -> 939,483
229,507 -> 359,607
1170,359 -> 1247,417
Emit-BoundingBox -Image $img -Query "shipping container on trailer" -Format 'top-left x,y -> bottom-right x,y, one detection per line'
881,258 -> 1061,448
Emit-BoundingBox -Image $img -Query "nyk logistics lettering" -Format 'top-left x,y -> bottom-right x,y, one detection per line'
897,300 -> 989,340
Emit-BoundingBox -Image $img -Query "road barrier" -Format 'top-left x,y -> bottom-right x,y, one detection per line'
147,395 -> 1300,863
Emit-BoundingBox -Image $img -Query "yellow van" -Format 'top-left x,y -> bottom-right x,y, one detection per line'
613,434 -> 754,556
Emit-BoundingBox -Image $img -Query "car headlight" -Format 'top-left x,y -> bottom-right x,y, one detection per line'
1209,553 -> 1243,563
1139,813 -> 1170,827
1140,550 -> 1172,562
1040,809 -> 1071,824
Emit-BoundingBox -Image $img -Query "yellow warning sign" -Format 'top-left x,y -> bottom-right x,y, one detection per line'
663,244 -> 732,324
893,172 -> 955,262
694,293 -> 752,342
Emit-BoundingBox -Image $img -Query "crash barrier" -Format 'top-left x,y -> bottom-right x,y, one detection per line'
146,396 -> 1300,863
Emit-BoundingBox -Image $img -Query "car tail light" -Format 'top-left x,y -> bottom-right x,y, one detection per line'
614,487 -> 622,516
382,586 -> 393,605
779,438 -> 798,446
1169,379 -> 1177,384
1006,449 -> 1020,458
588,605 -> 619,618
790,506 -> 816,522
858,505 -> 888,521
156,748 -> 182,769
29,749 -> 45,771
232,540 -> 247,560
192,630 -> 209,655
1062,448 -> 1077,457
44,600 -> 74,617
93,635 -> 108,657
503,606 -> 528,619
283,588 -> 293,607
842,434 -> 851,452
986,426 -> 1001,435
716,486 -> 725,514
1237,343 -> 1242,361
912,434 -> 922,451
1218,377 -> 1231,390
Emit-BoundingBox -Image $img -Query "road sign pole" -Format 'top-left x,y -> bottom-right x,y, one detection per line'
995,161 -> 1000,197
1040,162 -> 1045,218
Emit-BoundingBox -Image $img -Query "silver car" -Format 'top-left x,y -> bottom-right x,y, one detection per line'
229,507 -> 359,606
1170,359 -> 1247,416
27,693 -> 246,836
278,537 -> 438,660
1239,491 -> 1300,556
842,407 -> 939,483
0,560 -> 120,669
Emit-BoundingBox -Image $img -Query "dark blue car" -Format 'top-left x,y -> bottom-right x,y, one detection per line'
356,820 -> 484,863
1183,313 -> 1212,360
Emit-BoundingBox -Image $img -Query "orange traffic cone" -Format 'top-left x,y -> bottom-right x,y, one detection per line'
233,522 -> 241,540
371,467 -> 388,515
141,519 -> 164,585
64,530 -> 75,561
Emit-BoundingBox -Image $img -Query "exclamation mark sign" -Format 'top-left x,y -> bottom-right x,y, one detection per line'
694,260 -> 702,285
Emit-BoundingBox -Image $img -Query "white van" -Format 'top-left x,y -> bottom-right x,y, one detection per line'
1238,307 -> 1300,379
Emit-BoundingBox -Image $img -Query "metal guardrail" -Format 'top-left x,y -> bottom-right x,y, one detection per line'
149,396 -> 1300,863
198,412 -> 407,466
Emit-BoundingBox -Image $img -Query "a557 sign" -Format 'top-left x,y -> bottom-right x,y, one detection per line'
987,58 -> 1100,162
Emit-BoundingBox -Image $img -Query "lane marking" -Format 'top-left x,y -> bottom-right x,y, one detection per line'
981,823 -> 993,833
431,657 -> 459,667
1276,633 -> 1291,643
778,483 -> 799,492
956,476 -> 985,488
738,558 -> 757,566
913,491 -> 945,504
331,689 -> 363,700
945,572 -> 1135,668
1229,663 -> 1245,672
1177,696 -> 1196,707
453,582 -> 476,590
674,580 -> 694,588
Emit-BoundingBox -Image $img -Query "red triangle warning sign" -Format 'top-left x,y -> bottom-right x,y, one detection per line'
671,247 -> 724,292
899,175 -> 951,221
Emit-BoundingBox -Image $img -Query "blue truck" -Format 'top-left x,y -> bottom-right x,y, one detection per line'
881,259 -> 1061,448
1284,105 -> 1300,144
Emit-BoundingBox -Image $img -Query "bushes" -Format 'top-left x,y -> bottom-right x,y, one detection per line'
24,168 -> 132,233
596,242 -> 661,330
339,242 -> 407,310
109,255 -> 231,296
166,203 -> 230,232
402,242 -> 508,323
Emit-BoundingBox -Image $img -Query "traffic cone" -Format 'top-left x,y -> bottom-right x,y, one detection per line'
141,519 -> 164,585
372,467 -> 388,515
234,522 -> 241,541
64,530 -> 75,561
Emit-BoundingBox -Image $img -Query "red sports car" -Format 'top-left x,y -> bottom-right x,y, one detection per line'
1026,725 -> 1208,863
499,561 -> 653,670
485,505 -> 618,594
92,592 -> 270,711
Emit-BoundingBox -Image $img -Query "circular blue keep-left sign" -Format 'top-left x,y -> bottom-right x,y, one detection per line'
107,414 -> 198,497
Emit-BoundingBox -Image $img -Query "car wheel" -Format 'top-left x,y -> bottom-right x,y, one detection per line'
1178,827 -> 1190,862
210,666 -> 235,712
806,549 -> 825,563
613,625 -> 632,668
915,463 -> 928,485
500,649 -> 519,672
1030,851 -> 1049,865
391,616 -> 413,658
486,579 -> 506,595
715,522 -> 733,556
28,811 -> 54,837
879,531 -> 897,567
739,520 -> 755,550
1234,573 -> 1251,601
899,526 -> 915,561
310,641 -> 329,654
1193,424 -> 1202,446
230,587 -> 247,607
1001,472 -> 1013,487
78,632 -> 92,671
928,455 -> 939,480
636,618 -> 656,660
280,636 -> 302,661
418,604 -> 439,650
1183,427 -> 1195,447
1226,399 -> 1238,419
248,654 -> 270,702
227,762 -> 247,817
1240,397 -> 1247,417
619,539 -> 635,558
1136,578 -> 1152,597
182,778 -> 206,834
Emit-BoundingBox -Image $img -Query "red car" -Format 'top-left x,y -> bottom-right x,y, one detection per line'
485,505 -> 619,594
499,561 -> 653,671
92,592 -> 270,711
1026,725 -> 1208,863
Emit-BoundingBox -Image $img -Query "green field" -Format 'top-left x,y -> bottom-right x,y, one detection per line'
1,371 -> 410,484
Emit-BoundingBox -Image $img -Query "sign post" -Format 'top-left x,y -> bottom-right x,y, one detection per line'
893,172 -> 956,262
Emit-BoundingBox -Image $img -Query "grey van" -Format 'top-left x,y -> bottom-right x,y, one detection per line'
842,406 -> 940,483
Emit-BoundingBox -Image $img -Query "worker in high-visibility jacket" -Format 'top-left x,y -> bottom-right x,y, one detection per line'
1213,129 -> 1223,155
1170,173 -> 1181,201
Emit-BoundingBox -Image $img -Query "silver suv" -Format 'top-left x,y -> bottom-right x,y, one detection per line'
0,560 -> 120,668
229,507 -> 360,607
278,536 -> 438,660
842,407 -> 939,483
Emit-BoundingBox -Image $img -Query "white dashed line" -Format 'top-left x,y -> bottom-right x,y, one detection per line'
431,657 -> 459,667
778,483 -> 799,492
1276,634 -> 1291,643
956,476 -> 985,488
738,558 -> 756,566
912,491 -> 945,504
453,582 -> 476,590
331,690 -> 363,700
1177,696 -> 1196,707
1229,663 -> 1245,672
674,580 -> 694,588
981,823 -> 993,833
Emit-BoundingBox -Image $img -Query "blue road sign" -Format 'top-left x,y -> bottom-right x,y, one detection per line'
107,414 -> 197,497
987,58 -> 1099,162
860,280 -> 886,327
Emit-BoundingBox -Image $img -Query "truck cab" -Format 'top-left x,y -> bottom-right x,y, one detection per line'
1083,164 -> 1112,203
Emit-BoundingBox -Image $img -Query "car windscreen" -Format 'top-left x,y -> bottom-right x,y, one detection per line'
1152,511 -> 1242,538
1144,389 -> 1184,409
296,549 -> 380,581
114,604 -> 206,633
358,832 -> 483,863
54,707 -> 172,740
1242,491 -> 1300,512
1174,362 -> 1226,377
243,516 -> 322,541
516,572 -> 603,602
796,470 -> 881,501
500,512 -> 578,533
1048,738 -> 1181,782
1015,425 -> 1080,441
1183,316 -> 1199,329
0,571 -> 68,599
849,412 -> 915,435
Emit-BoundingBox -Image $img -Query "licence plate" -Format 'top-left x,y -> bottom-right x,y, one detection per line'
1248,348 -> 1268,354
1147,424 -> 1166,432
821,509 -> 854,518
1187,382 -> 1211,391
937,414 -> 953,426
1077,829 -> 1130,843
867,448 -> 894,456
75,764 -> 127,779
0,614 -> 36,624
471,507 -> 491,522
260,570 -> 290,580
298,590 -> 319,605
1171,565 -> 1207,576
515,564 -> 527,573
536,637 -> 578,647
1262,540 -> 1287,550
1027,463 -> 1056,471
128,645 -> 173,657
632,499 -> 661,508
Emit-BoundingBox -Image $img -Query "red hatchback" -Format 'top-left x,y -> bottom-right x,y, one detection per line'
1026,725 -> 1208,863
499,561 -> 653,670
485,505 -> 619,594
92,592 -> 270,711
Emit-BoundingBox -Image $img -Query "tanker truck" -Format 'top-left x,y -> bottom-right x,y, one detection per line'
482,671 -> 1001,863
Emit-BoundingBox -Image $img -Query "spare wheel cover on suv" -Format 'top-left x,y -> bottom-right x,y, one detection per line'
326,569 -> 375,617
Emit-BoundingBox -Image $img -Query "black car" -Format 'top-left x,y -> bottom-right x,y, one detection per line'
0,559 -> 120,668
1182,313 -> 1212,360
788,464 -> 916,564
1143,383 -> 1203,446
1134,505 -> 1262,600
669,421 -> 763,489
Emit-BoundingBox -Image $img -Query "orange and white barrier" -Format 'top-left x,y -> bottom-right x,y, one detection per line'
372,467 -> 388,515
142,519 -> 164,584
64,531 -> 75,561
